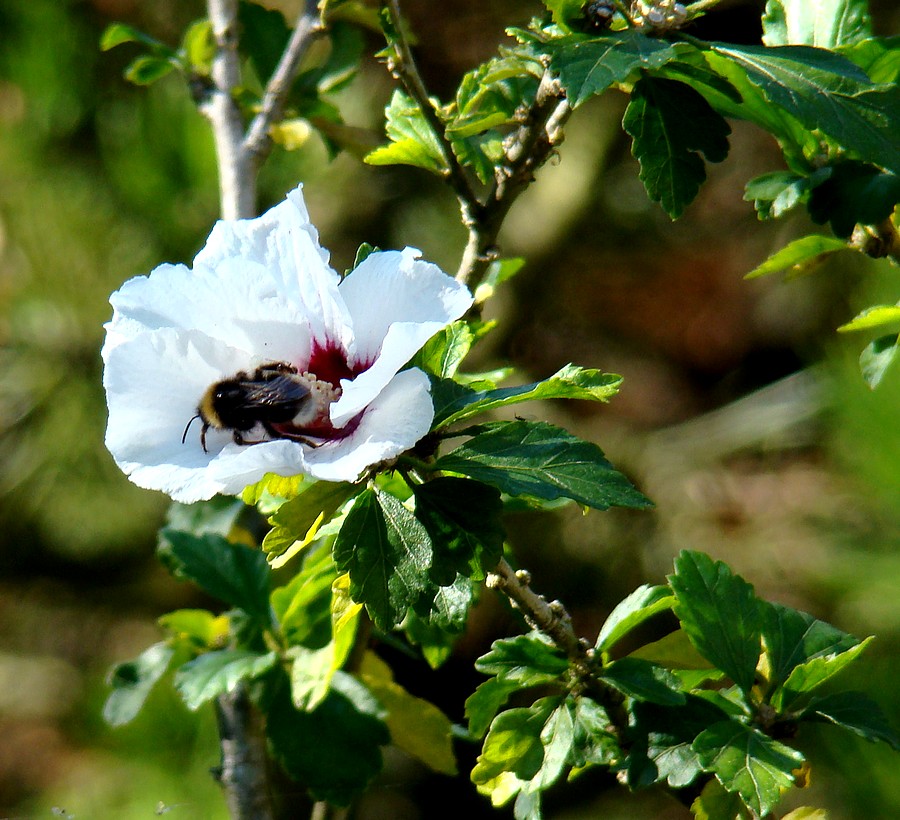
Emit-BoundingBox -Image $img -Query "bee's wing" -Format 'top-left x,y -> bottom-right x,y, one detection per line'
238,375 -> 310,410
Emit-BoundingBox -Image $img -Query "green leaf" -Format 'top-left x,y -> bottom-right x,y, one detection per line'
801,690 -> 900,750
569,696 -> 621,768
471,698 -> 560,786
743,169 -> 831,220
759,601 -> 860,693
838,36 -> 900,84
774,636 -> 873,711
418,572 -> 476,632
270,547 -> 336,648
263,480 -> 359,567
433,364 -> 622,428
174,649 -> 277,710
158,529 -> 272,625
260,669 -> 388,806
242,473 -> 309,507
182,19 -> 214,74
859,334 -> 900,388
412,321 -> 474,379
691,778 -> 752,820
365,89 -> 446,173
165,495 -> 246,539
124,55 -> 177,85
475,632 -> 570,687
601,658 -> 686,705
669,551 -> 761,694
473,257 -> 526,304
360,653 -> 457,775
534,699 -> 575,789
626,696 -> 728,789
595,584 -> 673,653
706,43 -> 900,176
413,478 -> 504,583
238,0 -> 290,84
839,304 -> 900,333
629,628 -> 718,674
762,0 -> 871,48
158,609 -> 229,651
103,642 -> 175,726
547,30 -> 680,107
745,234 -> 849,279
692,719 -> 804,817
101,22 -> 172,52
332,488 -> 433,629
449,56 -> 540,138
434,420 -> 651,511
466,677 -> 522,739
807,161 -> 900,237
543,0 -> 587,30
290,644 -> 336,711
624,76 -> 731,219
403,610 -> 458,669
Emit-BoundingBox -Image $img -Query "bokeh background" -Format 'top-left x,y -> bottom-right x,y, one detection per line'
1,0 -> 899,817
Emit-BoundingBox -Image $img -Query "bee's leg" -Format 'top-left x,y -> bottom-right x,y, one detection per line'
234,430 -> 269,446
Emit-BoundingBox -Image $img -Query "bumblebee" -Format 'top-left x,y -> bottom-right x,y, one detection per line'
183,363 -> 315,452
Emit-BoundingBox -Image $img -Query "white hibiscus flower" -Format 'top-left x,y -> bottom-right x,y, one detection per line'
102,185 -> 473,503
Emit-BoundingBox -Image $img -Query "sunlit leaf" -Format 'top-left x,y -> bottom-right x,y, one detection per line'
762,0 -> 871,48
595,584 -> 673,653
859,334 -> 900,388
174,649 -> 277,710
103,642 -> 175,726
801,690 -> 900,750
745,234 -> 849,279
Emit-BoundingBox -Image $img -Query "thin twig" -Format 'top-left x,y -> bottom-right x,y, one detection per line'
214,686 -> 276,820
456,71 -> 572,291
245,0 -> 325,167
205,0 -> 255,219
383,0 -> 479,207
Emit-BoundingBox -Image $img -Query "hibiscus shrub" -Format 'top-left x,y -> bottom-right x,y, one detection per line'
102,1 -> 899,819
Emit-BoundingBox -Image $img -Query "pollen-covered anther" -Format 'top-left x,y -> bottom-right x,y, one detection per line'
293,370 -> 342,427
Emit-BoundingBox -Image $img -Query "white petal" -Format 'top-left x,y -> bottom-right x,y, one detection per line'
303,367 -> 434,481
104,328 -> 258,502
104,259 -> 313,368
331,249 -> 472,426
195,185 -> 355,354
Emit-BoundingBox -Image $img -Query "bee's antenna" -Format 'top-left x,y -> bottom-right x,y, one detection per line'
182,414 -> 200,444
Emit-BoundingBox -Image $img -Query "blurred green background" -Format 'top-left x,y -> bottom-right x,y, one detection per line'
0,0 -> 898,817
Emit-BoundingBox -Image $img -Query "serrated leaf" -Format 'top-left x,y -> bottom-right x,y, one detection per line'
158,529 -> 271,625
290,644 -> 338,711
839,304 -> 900,333
624,76 -> 731,219
669,551 -> 761,694
413,478 -> 504,583
466,677 -> 522,739
627,696 -> 728,789
859,334 -> 900,388
629,628 -> 716,673
260,669 -> 388,806
759,601 -> 860,694
418,572 -> 476,632
103,642 -> 175,726
332,488 -> 433,629
476,632 -> 569,686
801,690 -> 900,750
124,55 -> 177,85
534,699 -> 575,789
743,169 -> 831,220
762,0 -> 871,49
365,89 -> 446,173
693,719 -> 804,817
433,364 -> 622,428
449,56 -> 539,138
174,649 -> 277,710
569,696 -> 620,768
601,657 -> 686,705
547,30 -> 680,107
706,44 -> 900,176
595,584 -> 673,653
360,653 -> 457,775
807,161 -> 900,237
471,698 -> 560,786
263,480 -> 358,567
774,636 -> 872,711
745,234 -> 849,278
434,420 -> 651,511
